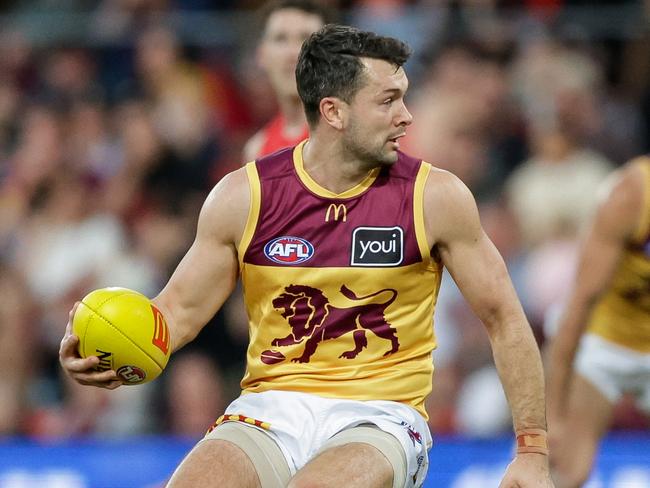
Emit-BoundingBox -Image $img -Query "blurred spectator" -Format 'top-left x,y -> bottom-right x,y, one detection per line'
507,40 -> 613,249
163,352 -> 226,437
132,25 -> 220,193
403,42 -> 517,200
242,0 -> 331,161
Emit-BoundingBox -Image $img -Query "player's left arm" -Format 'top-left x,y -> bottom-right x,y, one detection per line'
425,169 -> 552,487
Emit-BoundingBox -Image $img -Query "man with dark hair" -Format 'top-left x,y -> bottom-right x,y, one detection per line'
60,25 -> 553,487
243,0 -> 333,161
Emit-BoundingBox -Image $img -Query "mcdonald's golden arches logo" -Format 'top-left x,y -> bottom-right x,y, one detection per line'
325,203 -> 347,222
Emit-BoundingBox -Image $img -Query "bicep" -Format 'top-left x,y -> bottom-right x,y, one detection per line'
153,169 -> 249,351
427,172 -> 523,327
440,228 -> 522,328
156,235 -> 239,351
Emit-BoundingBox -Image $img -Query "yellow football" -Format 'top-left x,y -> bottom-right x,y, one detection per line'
72,287 -> 171,385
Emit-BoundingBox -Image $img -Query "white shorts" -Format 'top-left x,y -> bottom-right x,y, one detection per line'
575,333 -> 650,412
205,390 -> 432,487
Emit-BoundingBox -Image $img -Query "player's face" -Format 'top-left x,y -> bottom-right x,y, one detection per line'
258,9 -> 324,100
342,58 -> 412,167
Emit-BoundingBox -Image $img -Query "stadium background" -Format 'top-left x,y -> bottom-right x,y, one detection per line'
0,1 -> 648,486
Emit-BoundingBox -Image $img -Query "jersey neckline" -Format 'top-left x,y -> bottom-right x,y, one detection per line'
293,140 -> 381,200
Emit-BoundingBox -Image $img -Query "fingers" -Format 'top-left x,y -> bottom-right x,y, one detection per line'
78,378 -> 123,390
64,353 -> 99,373
76,370 -> 123,389
60,302 -> 123,389
59,331 -> 81,360
66,362 -> 123,389
65,302 -> 80,335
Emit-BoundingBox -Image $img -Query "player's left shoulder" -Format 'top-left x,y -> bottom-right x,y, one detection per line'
422,165 -> 476,213
601,158 -> 646,212
594,158 -> 648,240
420,166 -> 482,244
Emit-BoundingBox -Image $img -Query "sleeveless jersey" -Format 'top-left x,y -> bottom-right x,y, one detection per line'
588,157 -> 650,352
237,141 -> 442,418
258,114 -> 309,158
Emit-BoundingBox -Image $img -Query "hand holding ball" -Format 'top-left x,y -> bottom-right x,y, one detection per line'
72,287 -> 171,384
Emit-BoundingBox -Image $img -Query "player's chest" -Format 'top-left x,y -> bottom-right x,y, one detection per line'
246,195 -> 420,268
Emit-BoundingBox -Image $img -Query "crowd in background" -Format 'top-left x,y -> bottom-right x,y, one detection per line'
1,0 -> 650,440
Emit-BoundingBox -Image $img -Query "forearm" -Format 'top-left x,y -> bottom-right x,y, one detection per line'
489,311 -> 547,433
546,296 -> 591,419
151,293 -> 200,353
152,273 -> 237,354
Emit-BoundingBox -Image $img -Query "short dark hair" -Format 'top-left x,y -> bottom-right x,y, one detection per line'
296,24 -> 412,127
258,0 -> 335,33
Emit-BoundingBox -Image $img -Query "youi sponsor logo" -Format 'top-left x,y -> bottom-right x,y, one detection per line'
264,236 -> 315,265
351,226 -> 403,266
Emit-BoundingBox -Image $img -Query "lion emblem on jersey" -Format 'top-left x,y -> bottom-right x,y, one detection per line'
262,284 -> 399,364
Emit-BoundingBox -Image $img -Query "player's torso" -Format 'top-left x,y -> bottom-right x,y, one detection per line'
258,115 -> 309,157
237,141 -> 442,417
589,157 -> 650,351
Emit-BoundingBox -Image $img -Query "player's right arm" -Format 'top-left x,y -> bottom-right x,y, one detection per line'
59,167 -> 251,387
151,167 -> 250,352
546,162 -> 644,423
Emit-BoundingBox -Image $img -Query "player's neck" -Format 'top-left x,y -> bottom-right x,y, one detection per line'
302,137 -> 377,195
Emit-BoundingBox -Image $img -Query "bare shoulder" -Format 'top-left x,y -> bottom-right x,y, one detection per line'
242,130 -> 265,163
198,167 -> 251,245
606,157 -> 647,206
595,158 -> 646,239
422,167 -> 481,245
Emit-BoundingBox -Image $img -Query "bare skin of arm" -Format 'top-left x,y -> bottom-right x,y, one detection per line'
59,168 -> 251,388
546,163 -> 643,428
425,169 -> 552,487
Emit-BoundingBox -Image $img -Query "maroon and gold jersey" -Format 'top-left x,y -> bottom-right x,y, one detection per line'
588,156 -> 650,352
237,141 -> 442,418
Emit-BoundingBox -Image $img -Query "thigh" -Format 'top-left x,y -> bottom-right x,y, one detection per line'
288,440 -> 394,488
288,425 -> 408,488
166,439 -> 260,488
167,422 -> 291,488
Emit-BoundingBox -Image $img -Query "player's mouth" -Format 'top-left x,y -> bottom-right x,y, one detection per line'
388,133 -> 406,149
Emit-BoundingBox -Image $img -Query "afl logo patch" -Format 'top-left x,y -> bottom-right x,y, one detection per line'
116,365 -> 147,383
264,236 -> 314,265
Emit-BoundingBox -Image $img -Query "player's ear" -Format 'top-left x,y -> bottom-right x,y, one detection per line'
319,97 -> 347,130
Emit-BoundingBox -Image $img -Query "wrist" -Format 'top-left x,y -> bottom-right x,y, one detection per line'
516,428 -> 549,455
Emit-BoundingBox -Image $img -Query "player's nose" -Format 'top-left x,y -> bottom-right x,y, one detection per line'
397,101 -> 413,127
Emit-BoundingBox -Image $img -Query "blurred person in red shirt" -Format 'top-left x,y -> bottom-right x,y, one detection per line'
243,0 -> 334,161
